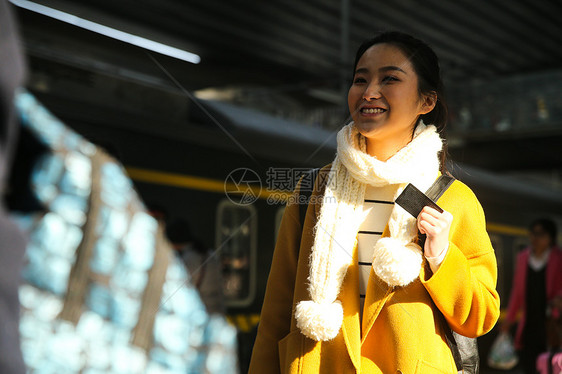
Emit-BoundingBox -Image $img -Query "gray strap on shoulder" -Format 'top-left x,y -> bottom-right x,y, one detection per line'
425,174 -> 455,202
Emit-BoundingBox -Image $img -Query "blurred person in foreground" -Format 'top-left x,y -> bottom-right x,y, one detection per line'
1,0 -> 238,370
0,0 -> 28,372
502,218 -> 562,373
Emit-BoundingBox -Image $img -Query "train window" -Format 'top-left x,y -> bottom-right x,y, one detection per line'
215,200 -> 257,307
274,206 -> 285,243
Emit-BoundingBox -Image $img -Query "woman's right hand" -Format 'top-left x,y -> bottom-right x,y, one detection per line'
417,206 -> 453,258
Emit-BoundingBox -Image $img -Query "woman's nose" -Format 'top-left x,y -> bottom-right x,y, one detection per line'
362,83 -> 381,101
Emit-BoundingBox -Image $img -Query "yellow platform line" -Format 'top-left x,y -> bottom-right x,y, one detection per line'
126,166 -> 529,235
236,315 -> 251,332
126,166 -> 291,201
486,223 -> 527,237
225,313 -> 260,332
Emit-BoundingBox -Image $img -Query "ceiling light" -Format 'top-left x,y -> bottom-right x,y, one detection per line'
10,0 -> 201,64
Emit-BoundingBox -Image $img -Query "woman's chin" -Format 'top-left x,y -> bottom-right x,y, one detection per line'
355,120 -> 385,137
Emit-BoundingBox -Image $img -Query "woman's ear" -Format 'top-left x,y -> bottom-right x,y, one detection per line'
420,92 -> 437,115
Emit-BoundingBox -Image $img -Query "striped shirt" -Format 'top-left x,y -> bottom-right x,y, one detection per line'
357,184 -> 398,315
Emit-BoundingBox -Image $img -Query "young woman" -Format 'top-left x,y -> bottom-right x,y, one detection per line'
502,218 -> 562,373
249,31 -> 500,373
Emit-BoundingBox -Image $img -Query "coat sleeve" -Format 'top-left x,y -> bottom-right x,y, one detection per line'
248,178 -> 304,374
420,181 -> 501,338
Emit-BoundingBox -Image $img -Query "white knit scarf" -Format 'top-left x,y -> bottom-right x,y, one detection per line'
295,121 -> 443,341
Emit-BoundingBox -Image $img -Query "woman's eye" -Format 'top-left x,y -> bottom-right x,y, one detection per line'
381,76 -> 398,83
353,77 -> 367,84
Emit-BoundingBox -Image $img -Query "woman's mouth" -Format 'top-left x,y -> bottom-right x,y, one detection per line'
360,107 -> 387,116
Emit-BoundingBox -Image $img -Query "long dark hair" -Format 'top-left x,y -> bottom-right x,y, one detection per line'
353,31 -> 450,173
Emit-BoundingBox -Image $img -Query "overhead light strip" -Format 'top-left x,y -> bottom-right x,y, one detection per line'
10,0 -> 201,64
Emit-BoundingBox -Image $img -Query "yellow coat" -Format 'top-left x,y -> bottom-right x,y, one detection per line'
249,164 -> 500,374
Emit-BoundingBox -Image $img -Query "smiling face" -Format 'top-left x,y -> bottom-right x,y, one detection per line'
348,43 -> 435,154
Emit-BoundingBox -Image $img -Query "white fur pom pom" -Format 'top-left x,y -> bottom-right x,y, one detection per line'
295,300 -> 343,341
372,237 -> 423,287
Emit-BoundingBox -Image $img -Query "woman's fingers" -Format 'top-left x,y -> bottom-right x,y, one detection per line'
417,207 -> 453,257
418,207 -> 439,234
418,219 -> 444,237
418,207 -> 452,232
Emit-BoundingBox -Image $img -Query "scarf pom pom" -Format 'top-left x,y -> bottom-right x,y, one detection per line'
295,300 -> 343,341
372,237 -> 423,287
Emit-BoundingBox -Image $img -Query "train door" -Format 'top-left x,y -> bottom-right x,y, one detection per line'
215,200 -> 257,308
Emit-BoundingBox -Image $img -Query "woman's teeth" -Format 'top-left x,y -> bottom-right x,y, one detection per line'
361,108 -> 386,114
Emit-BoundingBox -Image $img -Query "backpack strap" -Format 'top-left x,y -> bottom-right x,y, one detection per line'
425,174 -> 455,202
421,175 -> 480,373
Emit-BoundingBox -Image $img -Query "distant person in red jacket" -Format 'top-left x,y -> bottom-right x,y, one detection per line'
502,218 -> 562,373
